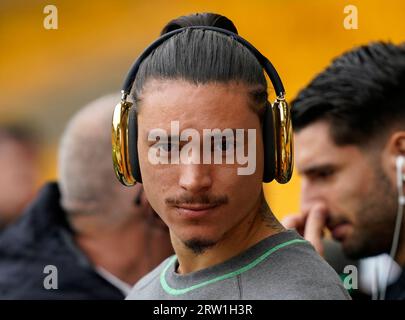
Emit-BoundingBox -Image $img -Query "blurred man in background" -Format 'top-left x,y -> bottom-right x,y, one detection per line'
0,125 -> 40,229
0,95 -> 173,299
283,42 -> 405,300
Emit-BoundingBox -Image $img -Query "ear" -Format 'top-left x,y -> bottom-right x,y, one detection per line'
381,131 -> 405,179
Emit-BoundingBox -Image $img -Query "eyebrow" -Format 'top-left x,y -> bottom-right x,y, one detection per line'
145,128 -> 252,137
299,164 -> 337,176
145,135 -> 180,143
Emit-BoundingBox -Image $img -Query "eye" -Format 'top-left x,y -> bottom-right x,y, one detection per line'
161,142 -> 171,153
213,137 -> 234,154
154,141 -> 179,153
308,168 -> 335,182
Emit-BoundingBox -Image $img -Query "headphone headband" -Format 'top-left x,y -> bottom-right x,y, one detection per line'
112,24 -> 293,187
121,26 -> 285,98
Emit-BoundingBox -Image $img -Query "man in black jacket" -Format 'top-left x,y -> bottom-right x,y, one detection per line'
0,94 -> 173,299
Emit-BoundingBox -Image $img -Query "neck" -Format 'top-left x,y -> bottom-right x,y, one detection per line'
172,195 -> 285,274
70,212 -> 151,285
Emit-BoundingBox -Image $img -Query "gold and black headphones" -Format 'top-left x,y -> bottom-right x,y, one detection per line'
112,26 -> 293,186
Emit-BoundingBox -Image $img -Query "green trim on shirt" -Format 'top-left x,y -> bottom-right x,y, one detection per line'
160,238 -> 308,296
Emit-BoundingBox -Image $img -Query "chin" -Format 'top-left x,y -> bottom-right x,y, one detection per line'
177,226 -> 223,248
342,244 -> 364,260
341,236 -> 383,260
181,230 -> 219,245
183,237 -> 218,254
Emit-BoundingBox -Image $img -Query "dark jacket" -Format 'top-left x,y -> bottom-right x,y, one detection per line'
0,182 -> 125,299
386,269 -> 405,300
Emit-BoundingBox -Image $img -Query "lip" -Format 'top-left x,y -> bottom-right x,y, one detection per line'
174,204 -> 219,218
329,223 -> 351,241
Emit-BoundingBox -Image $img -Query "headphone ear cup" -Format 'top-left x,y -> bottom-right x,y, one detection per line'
272,99 -> 294,183
128,107 -> 142,183
262,102 -> 276,183
112,100 -> 136,186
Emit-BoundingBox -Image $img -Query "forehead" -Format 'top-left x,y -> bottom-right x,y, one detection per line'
294,121 -> 364,171
137,79 -> 259,130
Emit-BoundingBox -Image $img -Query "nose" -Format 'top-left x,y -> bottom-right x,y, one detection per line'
300,179 -> 325,214
178,164 -> 213,193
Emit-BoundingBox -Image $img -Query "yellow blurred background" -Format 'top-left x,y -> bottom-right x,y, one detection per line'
1,0 -> 404,219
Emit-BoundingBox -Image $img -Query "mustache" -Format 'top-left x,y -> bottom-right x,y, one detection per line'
165,194 -> 229,207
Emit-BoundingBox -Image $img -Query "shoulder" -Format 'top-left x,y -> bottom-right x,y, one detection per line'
126,255 -> 174,299
0,182 -> 64,252
280,241 -> 351,299
246,240 -> 351,300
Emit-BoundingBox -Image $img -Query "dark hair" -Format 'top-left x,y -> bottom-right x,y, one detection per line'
160,13 -> 238,35
132,13 -> 268,116
291,42 -> 405,146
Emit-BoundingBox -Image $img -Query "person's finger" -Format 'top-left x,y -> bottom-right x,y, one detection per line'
281,214 -> 306,236
303,206 -> 327,256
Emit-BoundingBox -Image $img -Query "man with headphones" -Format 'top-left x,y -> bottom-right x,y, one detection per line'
114,13 -> 350,299
283,42 -> 405,300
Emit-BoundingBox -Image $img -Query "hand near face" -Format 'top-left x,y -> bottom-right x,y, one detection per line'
281,204 -> 328,256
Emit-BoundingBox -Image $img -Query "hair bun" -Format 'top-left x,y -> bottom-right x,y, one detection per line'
160,13 -> 238,35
